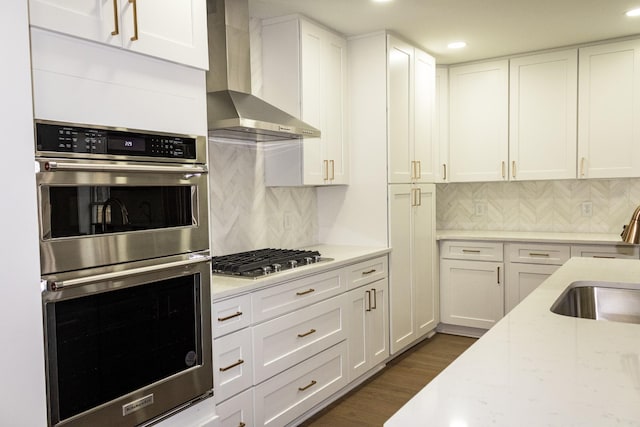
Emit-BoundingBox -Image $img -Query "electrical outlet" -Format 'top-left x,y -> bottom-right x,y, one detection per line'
474,202 -> 487,217
581,201 -> 593,217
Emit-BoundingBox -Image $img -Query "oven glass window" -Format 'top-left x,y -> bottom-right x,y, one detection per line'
48,185 -> 194,238
49,274 -> 201,421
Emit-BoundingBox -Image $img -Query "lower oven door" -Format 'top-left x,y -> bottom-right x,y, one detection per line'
36,158 -> 209,274
42,252 -> 213,427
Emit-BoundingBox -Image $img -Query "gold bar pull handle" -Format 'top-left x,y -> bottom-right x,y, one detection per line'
501,161 -> 506,179
296,288 -> 315,296
217,311 -> 242,322
462,249 -> 481,254
219,359 -> 245,372
111,0 -> 119,35
362,269 -> 376,275
298,380 -> 317,391
442,163 -> 447,180
330,159 -> 335,180
239,423 -> 246,427
416,188 -> 422,206
323,160 -> 329,180
129,0 -> 139,41
297,328 -> 316,338
512,161 -> 516,179
529,252 -> 550,257
371,288 -> 377,309
410,161 -> 416,180
580,157 -> 586,177
593,255 -> 615,259
365,290 -> 371,312
416,160 -> 421,180
497,266 -> 501,284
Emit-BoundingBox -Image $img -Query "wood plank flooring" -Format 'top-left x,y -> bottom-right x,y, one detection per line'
299,333 -> 477,427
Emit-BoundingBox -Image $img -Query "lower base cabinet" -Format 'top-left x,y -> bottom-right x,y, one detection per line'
216,388 -> 254,427
505,263 -> 559,313
254,342 -> 348,427
440,259 -> 504,329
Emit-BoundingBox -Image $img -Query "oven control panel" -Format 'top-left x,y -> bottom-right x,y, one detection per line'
35,122 -> 198,160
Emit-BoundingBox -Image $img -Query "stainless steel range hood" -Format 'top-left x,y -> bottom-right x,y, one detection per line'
206,0 -> 320,142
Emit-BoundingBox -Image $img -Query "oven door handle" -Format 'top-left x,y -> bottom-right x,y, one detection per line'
47,255 -> 211,291
44,161 -> 208,175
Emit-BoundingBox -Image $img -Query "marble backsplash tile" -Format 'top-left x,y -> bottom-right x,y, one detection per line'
437,179 -> 640,234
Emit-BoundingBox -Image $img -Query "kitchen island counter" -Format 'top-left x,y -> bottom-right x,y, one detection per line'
386,257 -> 640,427
211,244 -> 390,300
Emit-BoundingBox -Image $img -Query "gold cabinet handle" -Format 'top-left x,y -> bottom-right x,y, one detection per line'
497,266 -> 501,284
416,188 -> 422,206
411,188 -> 418,207
580,157 -> 586,177
111,0 -> 119,35
296,288 -> 315,296
529,252 -> 550,257
298,380 -> 317,391
239,423 -> 246,427
219,359 -> 244,372
365,290 -> 371,312
129,0 -> 139,41
362,269 -> 376,275
416,160 -> 422,180
323,160 -> 329,180
501,161 -> 505,179
297,328 -> 316,338
371,288 -> 377,309
442,163 -> 447,180
593,255 -> 615,259
217,311 -> 242,322
462,249 -> 481,253
330,159 -> 335,180
512,161 -> 516,179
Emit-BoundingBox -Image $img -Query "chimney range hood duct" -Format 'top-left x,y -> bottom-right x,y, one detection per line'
206,0 -> 320,142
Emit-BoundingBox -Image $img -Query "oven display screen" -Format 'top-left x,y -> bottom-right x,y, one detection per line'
108,136 -> 146,152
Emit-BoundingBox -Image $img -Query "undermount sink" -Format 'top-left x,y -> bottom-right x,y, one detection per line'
550,281 -> 640,324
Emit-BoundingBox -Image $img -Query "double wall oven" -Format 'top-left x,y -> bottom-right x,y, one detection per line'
36,121 -> 213,427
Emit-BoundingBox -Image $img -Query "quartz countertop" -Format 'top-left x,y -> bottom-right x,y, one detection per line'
385,257 -> 640,427
211,244 -> 390,301
437,229 -> 627,245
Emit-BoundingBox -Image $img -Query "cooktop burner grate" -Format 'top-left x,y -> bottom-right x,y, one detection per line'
211,248 -> 331,278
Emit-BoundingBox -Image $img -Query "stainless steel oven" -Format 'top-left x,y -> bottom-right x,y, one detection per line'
35,121 -> 209,275
41,252 -> 213,427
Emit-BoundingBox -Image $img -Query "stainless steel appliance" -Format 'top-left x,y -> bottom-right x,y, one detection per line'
211,248 -> 331,279
41,252 -> 213,427
35,120 -> 209,274
35,121 -> 213,427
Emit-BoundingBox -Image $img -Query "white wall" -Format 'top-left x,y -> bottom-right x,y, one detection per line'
0,1 -> 48,425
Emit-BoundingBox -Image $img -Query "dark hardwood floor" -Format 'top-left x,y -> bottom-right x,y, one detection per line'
298,333 -> 477,427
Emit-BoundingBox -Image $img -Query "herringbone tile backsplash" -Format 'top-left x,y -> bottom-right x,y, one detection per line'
437,179 -> 640,233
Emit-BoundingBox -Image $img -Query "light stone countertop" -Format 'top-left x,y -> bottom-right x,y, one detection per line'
437,229 -> 628,245
210,244 -> 390,301
385,257 -> 640,427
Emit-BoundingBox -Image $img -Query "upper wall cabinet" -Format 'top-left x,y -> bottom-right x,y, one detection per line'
387,36 -> 436,184
28,0 -> 208,69
578,39 -> 640,179
434,66 -> 449,183
509,49 -> 577,181
262,16 -> 348,186
448,60 -> 509,182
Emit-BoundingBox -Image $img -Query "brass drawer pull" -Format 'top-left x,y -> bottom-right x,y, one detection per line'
296,288 -> 315,296
593,255 -> 615,259
462,249 -> 481,254
443,163 -> 447,180
297,328 -> 316,338
365,290 -> 371,312
362,269 -> 377,275
371,288 -> 377,309
218,311 -> 242,322
129,0 -> 139,41
323,160 -> 329,180
529,252 -> 550,257
111,0 -> 119,35
219,359 -> 244,372
298,380 -> 317,391
239,423 -> 246,427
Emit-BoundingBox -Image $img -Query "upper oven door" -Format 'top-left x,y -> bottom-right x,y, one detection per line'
37,159 -> 209,274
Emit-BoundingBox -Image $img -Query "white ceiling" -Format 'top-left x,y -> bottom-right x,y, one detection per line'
248,0 -> 640,64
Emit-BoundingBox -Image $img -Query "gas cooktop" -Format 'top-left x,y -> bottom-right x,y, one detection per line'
211,248 -> 332,279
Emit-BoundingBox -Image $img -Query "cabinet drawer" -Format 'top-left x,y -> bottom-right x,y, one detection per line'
440,241 -> 504,261
214,328 -> 253,404
347,256 -> 388,290
216,388 -> 254,427
571,244 -> 640,259
254,341 -> 348,427
507,243 -> 570,265
252,294 -> 347,384
252,268 -> 346,323
213,294 -> 252,338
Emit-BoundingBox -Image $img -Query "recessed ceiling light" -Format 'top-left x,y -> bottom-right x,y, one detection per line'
372,0 -> 392,3
447,41 -> 467,49
626,7 -> 640,16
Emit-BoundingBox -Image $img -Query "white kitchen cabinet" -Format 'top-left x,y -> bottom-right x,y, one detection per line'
578,39 -> 640,179
570,244 -> 640,259
347,278 -> 389,381
28,0 -> 208,69
440,259 -> 504,330
434,66 -> 450,182
506,263 -> 559,313
387,35 -> 436,183
262,16 -> 349,186
388,183 -> 437,354
213,328 -> 253,403
509,50 -> 578,180
216,388 -> 254,427
448,60 -> 509,182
